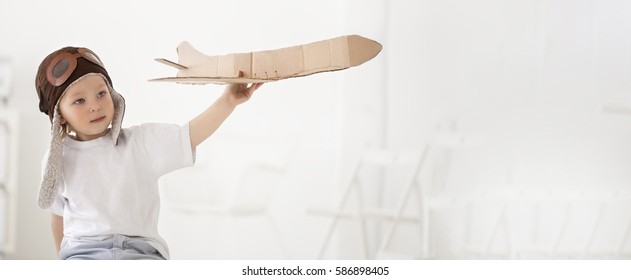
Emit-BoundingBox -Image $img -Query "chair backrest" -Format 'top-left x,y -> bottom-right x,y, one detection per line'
232,163 -> 286,211
0,122 -> 7,184
360,148 -> 424,167
0,109 -> 18,254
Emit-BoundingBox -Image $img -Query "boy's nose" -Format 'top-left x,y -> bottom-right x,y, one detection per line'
90,102 -> 101,112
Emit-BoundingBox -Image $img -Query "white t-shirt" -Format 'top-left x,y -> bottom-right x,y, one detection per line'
43,123 -> 196,259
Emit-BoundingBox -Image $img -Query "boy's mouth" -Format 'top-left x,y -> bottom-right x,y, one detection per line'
90,116 -> 106,123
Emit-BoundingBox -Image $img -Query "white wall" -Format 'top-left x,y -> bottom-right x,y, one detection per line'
0,0 -> 353,259
380,0 -> 631,259
1,0 -> 631,260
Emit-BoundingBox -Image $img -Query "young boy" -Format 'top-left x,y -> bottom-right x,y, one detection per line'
35,46 -> 263,259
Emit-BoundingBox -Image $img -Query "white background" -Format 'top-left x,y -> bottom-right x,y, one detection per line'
1,0 -> 631,260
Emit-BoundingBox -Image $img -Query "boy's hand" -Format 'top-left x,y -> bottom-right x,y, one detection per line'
189,71 -> 264,148
222,71 -> 264,106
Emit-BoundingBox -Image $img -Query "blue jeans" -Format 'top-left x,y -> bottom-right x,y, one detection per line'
59,234 -> 165,260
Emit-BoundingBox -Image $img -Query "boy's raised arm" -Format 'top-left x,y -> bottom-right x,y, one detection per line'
188,75 -> 263,148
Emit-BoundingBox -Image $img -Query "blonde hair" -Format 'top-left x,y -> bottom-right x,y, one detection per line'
56,107 -> 74,140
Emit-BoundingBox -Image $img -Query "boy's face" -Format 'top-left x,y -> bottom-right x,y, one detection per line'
58,75 -> 115,141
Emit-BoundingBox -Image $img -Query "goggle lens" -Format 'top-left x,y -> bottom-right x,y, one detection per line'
51,59 -> 70,79
46,48 -> 104,86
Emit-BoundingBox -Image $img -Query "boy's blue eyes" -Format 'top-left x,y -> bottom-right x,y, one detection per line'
73,91 -> 108,105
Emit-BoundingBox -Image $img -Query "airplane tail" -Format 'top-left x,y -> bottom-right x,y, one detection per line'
154,41 -> 210,71
176,41 -> 210,68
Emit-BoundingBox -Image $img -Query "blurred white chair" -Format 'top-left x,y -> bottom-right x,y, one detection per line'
602,104 -> 631,116
307,146 -> 427,259
307,129 -> 495,259
167,162 -> 289,258
0,109 -> 18,257
373,146 -> 428,259
519,188 -> 631,259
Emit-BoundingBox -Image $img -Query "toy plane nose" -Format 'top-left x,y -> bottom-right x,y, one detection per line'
348,35 -> 383,67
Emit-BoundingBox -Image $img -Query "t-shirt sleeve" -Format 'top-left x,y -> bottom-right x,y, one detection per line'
48,191 -> 65,216
138,123 -> 196,177
40,150 -> 64,216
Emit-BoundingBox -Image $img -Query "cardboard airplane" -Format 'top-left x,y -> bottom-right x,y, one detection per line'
150,34 -> 382,84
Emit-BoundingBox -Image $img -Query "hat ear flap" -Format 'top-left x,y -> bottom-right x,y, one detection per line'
38,107 -> 64,209
110,88 -> 125,145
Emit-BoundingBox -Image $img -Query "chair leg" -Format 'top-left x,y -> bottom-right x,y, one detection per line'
355,180 -> 370,259
485,203 -> 511,258
376,146 -> 428,259
267,215 -> 290,258
317,208 -> 342,259
617,215 -> 631,257
316,168 -> 360,259
582,203 -> 605,258
551,203 -> 572,256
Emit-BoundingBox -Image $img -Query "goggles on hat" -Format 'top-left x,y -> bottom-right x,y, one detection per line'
45,48 -> 105,86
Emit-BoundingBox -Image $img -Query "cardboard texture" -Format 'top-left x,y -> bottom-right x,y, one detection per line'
151,35 -> 382,84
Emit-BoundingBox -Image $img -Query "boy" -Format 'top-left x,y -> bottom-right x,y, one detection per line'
35,46 -> 262,259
